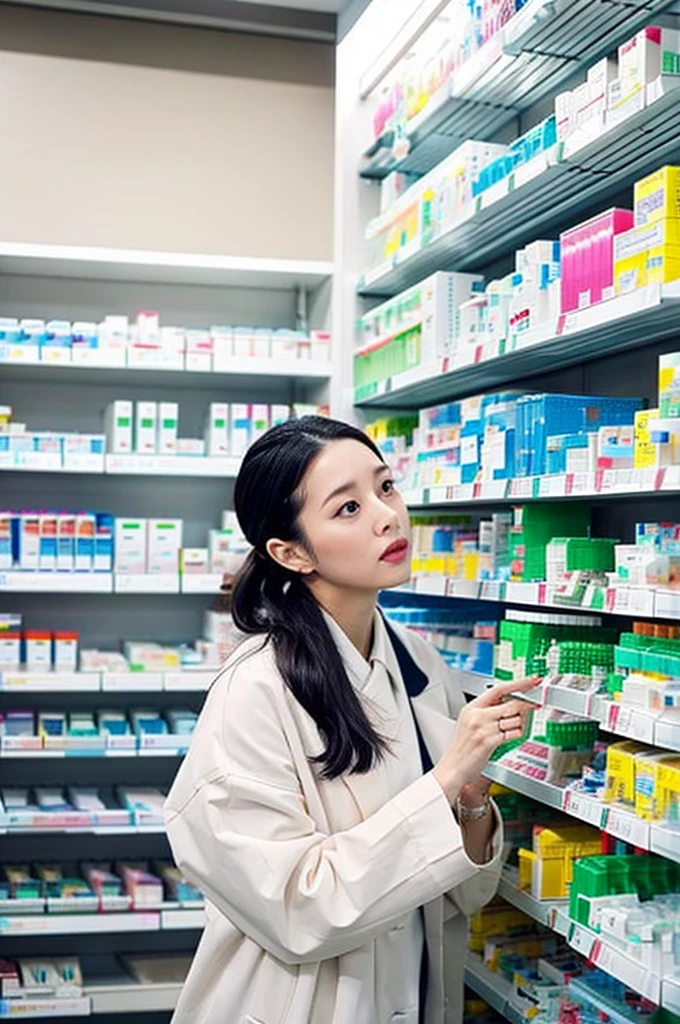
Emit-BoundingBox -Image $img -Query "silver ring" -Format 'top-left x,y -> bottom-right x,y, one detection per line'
498,717 -> 505,734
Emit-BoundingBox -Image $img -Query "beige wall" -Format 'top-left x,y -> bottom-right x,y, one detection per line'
0,6 -> 335,260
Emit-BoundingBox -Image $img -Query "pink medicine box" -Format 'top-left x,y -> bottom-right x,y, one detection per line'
560,208 -> 634,314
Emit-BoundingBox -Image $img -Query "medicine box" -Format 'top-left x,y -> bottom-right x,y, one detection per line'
204,404 -> 229,457
56,513 -> 76,572
634,408 -> 658,468
230,405 -> 251,457
135,401 -> 157,455
635,166 -> 680,227
157,402 -> 178,455
114,519 -> 147,575
105,401 -> 133,454
19,512 -> 40,571
75,513 -> 95,572
147,520 -> 183,575
251,405 -> 270,444
38,512 -> 58,572
179,548 -> 209,575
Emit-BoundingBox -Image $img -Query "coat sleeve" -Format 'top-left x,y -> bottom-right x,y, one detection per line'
394,628 -> 505,920
164,658 -> 495,966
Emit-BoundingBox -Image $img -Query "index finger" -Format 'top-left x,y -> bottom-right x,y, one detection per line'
473,677 -> 541,707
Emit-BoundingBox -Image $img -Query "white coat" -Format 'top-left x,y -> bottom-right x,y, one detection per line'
165,611 -> 503,1024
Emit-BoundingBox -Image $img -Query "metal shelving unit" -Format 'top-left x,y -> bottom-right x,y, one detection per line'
360,0 -> 675,180
359,86 -> 680,299
355,283 -> 680,408
0,243 -> 331,1021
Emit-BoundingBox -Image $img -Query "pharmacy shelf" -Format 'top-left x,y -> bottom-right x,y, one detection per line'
0,242 -> 333,291
463,952 -> 525,1024
358,83 -> 680,298
484,760 -> 680,864
0,906 -> 204,938
402,464 -> 680,510
497,866 -> 568,932
106,455 -> 240,477
85,979 -> 182,1016
0,821 -> 165,837
496,869 -> 672,1006
0,574 -> 223,596
0,669 -> 215,693
0,981 -> 183,1018
0,573 -> 113,594
0,996 -> 90,1018
407,573 -> 680,624
0,454 -> 241,478
483,760 -> 565,810
0,744 -> 189,760
360,0 -> 674,179
454,668 -> 680,752
0,354 -> 332,390
355,283 -> 680,407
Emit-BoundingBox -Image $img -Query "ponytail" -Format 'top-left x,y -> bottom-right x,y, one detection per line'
232,549 -> 389,781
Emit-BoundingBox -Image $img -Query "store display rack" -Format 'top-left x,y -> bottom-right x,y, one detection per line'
400,574 -> 680,621
355,283 -> 680,408
0,574 -> 224,595
359,82 -> 680,298
360,0 -> 674,180
402,465 -> 680,509
0,670 -> 215,693
339,0 -> 680,1010
0,243 -> 331,1020
0,455 -> 242,478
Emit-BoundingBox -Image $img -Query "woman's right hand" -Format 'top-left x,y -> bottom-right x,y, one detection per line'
433,677 -> 539,805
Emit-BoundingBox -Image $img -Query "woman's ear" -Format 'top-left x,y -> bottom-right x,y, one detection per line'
266,538 -> 315,576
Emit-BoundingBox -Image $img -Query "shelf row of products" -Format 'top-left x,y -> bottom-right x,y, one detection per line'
367,361 -> 680,490
356,162 -> 680,390
0,786 -> 165,832
0,953 -> 189,1019
0,311 -> 331,370
363,19 -> 680,278
0,608 -> 240,677
0,707 -> 197,756
370,0 -> 529,143
0,400 -> 327,470
0,508 -> 247,577
406,502 -> 680,592
0,860 -> 199,915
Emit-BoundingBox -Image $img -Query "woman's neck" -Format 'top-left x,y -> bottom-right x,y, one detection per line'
311,582 -> 378,660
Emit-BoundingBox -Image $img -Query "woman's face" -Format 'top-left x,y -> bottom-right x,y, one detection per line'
294,438 -> 412,594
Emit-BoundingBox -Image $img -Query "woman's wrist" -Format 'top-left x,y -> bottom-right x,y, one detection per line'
455,791 -> 491,822
432,764 -> 464,807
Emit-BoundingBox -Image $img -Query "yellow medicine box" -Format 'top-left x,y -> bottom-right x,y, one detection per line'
635,166 -> 680,227
634,752 -> 680,821
605,740 -> 655,805
614,219 -> 680,292
614,251 -> 647,294
634,407 -> 659,468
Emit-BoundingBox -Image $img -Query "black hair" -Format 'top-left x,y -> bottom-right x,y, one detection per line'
231,414 -> 390,780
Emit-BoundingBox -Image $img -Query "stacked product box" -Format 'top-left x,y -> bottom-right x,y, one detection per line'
104,400 -> 312,457
614,166 -> 680,293
354,271 -> 484,389
0,312 -> 331,368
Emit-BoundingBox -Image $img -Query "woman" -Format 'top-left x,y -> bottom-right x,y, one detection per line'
165,415 -> 535,1024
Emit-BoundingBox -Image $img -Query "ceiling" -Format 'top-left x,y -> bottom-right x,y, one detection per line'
2,0 -> 354,38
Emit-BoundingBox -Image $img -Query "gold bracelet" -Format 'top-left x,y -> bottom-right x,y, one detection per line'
456,792 -> 491,821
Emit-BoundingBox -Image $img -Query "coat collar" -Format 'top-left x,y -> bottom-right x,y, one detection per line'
321,608 -> 398,693
320,608 -> 455,819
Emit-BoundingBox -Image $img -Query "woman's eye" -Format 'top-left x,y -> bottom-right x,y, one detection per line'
381,478 -> 395,494
337,500 -> 360,517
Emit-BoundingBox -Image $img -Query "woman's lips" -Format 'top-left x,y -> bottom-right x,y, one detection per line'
380,539 -> 409,563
